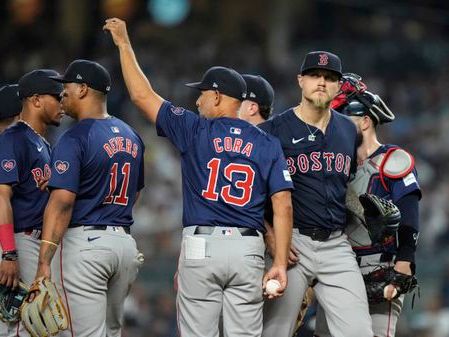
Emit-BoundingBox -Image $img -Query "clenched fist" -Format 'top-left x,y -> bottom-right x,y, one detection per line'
103,18 -> 131,48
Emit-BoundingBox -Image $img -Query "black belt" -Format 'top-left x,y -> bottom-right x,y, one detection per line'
193,226 -> 259,237
298,227 -> 340,241
71,224 -> 130,234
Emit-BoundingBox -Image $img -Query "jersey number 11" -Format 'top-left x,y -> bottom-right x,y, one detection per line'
104,162 -> 131,206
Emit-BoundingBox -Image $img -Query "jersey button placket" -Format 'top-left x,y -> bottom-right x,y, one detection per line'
322,138 -> 333,225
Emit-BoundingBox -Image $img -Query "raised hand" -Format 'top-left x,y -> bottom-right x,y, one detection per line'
103,18 -> 131,48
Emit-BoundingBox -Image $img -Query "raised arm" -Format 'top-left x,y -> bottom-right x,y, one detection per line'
103,18 -> 164,123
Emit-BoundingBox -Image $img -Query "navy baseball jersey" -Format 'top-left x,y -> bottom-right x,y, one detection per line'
48,117 -> 145,226
259,108 -> 357,231
156,101 -> 293,232
0,122 -> 51,232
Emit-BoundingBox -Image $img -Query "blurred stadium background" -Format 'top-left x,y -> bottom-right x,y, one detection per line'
1,0 -> 449,336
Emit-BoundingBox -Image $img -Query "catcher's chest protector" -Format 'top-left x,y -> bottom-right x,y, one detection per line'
345,154 -> 384,247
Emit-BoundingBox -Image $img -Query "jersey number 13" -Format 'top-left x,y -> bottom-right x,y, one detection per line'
202,158 -> 255,207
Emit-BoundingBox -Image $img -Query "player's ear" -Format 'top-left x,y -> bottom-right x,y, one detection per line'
361,115 -> 371,131
29,94 -> 41,108
249,102 -> 259,116
214,90 -> 221,106
78,83 -> 89,99
297,75 -> 303,89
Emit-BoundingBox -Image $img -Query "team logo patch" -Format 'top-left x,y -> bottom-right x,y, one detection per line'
283,170 -> 292,182
1,159 -> 16,172
402,172 -> 417,187
318,53 -> 329,66
229,128 -> 242,135
170,106 -> 185,116
54,160 -> 70,174
230,127 -> 241,135
222,228 -> 233,236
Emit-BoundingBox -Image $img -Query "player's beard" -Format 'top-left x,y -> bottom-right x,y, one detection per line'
43,106 -> 62,127
49,113 -> 62,126
304,95 -> 332,109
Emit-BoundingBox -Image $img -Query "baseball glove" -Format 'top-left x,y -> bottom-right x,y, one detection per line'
331,73 -> 367,110
363,266 -> 418,305
21,277 -> 68,337
359,193 -> 401,245
0,282 -> 29,322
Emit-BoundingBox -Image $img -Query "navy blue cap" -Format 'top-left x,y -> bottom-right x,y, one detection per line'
50,59 -> 111,94
242,74 -> 274,107
186,66 -> 247,101
300,51 -> 342,78
0,84 -> 21,120
18,69 -> 64,99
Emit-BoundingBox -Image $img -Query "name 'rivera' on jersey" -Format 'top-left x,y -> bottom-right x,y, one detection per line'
103,136 -> 139,158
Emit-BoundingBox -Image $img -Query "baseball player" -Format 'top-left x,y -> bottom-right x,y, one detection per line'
30,59 -> 145,337
0,84 -> 21,337
260,51 -> 373,337
239,74 -> 274,125
104,18 -> 294,337
0,85 -> 21,133
0,71 -> 63,336
217,73 -> 275,337
239,74 -> 303,267
314,81 -> 421,337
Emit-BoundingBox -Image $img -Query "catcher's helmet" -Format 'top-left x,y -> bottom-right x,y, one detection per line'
340,91 -> 395,125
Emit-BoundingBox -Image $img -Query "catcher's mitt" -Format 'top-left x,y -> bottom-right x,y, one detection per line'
359,193 -> 401,245
21,277 -> 68,337
0,282 -> 29,322
363,266 -> 418,305
331,73 -> 367,110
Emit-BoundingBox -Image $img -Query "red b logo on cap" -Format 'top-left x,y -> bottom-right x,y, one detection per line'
318,53 -> 329,66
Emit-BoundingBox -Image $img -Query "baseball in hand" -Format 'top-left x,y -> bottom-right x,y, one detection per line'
383,285 -> 398,299
266,279 -> 281,295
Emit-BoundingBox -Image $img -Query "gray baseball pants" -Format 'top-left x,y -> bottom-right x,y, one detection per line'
315,253 -> 403,337
262,229 -> 373,337
177,226 -> 265,337
52,226 -> 143,337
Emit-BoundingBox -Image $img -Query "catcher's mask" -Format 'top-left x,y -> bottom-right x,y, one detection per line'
340,91 -> 395,125
331,73 -> 395,125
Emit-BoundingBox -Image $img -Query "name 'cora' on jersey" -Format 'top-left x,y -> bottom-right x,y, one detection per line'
103,137 -> 139,158
213,137 -> 253,157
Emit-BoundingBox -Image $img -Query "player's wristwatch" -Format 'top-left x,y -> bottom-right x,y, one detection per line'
1,250 -> 18,261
